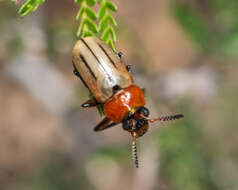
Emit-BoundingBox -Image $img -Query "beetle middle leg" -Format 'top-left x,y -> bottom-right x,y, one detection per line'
73,63 -> 80,78
117,52 -> 132,72
81,99 -> 102,108
126,65 -> 132,72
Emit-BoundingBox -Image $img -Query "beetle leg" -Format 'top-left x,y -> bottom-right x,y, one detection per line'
72,63 -> 80,77
72,62 -> 93,93
81,99 -> 101,108
141,88 -> 145,94
118,52 -> 123,60
94,117 -> 118,131
117,52 -> 131,72
112,85 -> 122,94
126,65 -> 132,72
73,68 -> 79,77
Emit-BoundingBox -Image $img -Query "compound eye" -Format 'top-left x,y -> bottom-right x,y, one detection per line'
142,107 -> 150,117
123,119 -> 133,131
137,107 -> 150,117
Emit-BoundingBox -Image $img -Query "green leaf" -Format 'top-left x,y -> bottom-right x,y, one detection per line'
32,0 -> 44,12
105,1 -> 117,12
18,0 -> 34,16
75,0 -> 83,4
110,26 -> 117,42
85,18 -> 98,33
106,39 -> 116,52
76,6 -> 85,20
99,15 -> 109,32
85,7 -> 97,20
32,2 -> 39,12
82,31 -> 94,37
101,26 -> 116,42
77,19 -> 86,37
101,27 -> 111,41
108,14 -> 117,26
86,0 -> 96,6
18,0 -> 45,16
98,4 -> 106,19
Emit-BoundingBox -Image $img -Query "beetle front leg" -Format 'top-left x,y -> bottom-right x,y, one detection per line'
118,52 -> 123,60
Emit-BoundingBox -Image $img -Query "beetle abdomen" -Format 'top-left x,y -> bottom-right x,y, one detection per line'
72,37 -> 133,103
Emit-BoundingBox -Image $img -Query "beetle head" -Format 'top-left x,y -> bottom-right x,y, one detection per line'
122,106 -> 184,168
123,106 -> 184,136
122,107 -> 150,137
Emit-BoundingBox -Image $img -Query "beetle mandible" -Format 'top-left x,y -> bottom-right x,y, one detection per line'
72,36 -> 184,168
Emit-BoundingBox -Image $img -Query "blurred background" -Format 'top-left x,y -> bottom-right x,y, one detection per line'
0,0 -> 238,189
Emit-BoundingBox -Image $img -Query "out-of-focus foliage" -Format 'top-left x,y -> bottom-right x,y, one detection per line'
173,0 -> 238,57
157,104 -> 213,190
0,2 -> 23,59
26,153 -> 93,190
173,3 -> 212,51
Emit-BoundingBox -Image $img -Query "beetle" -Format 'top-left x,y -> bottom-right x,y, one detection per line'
72,36 -> 184,168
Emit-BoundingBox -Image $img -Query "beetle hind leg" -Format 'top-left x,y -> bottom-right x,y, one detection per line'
94,117 -> 118,131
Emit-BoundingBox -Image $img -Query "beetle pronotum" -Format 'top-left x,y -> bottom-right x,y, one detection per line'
72,36 -> 184,168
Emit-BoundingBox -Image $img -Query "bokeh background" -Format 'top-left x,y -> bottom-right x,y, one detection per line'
1,0 -> 238,190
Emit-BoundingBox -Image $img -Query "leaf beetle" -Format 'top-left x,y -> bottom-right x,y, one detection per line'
72,36 -> 184,168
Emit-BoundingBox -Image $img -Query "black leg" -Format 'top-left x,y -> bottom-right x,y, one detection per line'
117,52 -> 131,72
72,62 -> 80,77
72,62 -> 92,92
94,117 -> 118,131
73,69 -> 79,76
141,88 -> 145,94
118,52 -> 123,60
81,99 -> 101,108
112,85 -> 122,94
73,69 -> 81,77
126,65 -> 132,72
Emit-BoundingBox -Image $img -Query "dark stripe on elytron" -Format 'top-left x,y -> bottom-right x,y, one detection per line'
80,54 -> 97,80
81,38 -> 114,82
97,43 -> 117,68
72,61 -> 91,91
81,38 -> 101,63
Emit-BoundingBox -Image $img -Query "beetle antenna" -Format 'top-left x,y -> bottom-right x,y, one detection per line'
147,114 -> 184,123
132,132 -> 139,168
